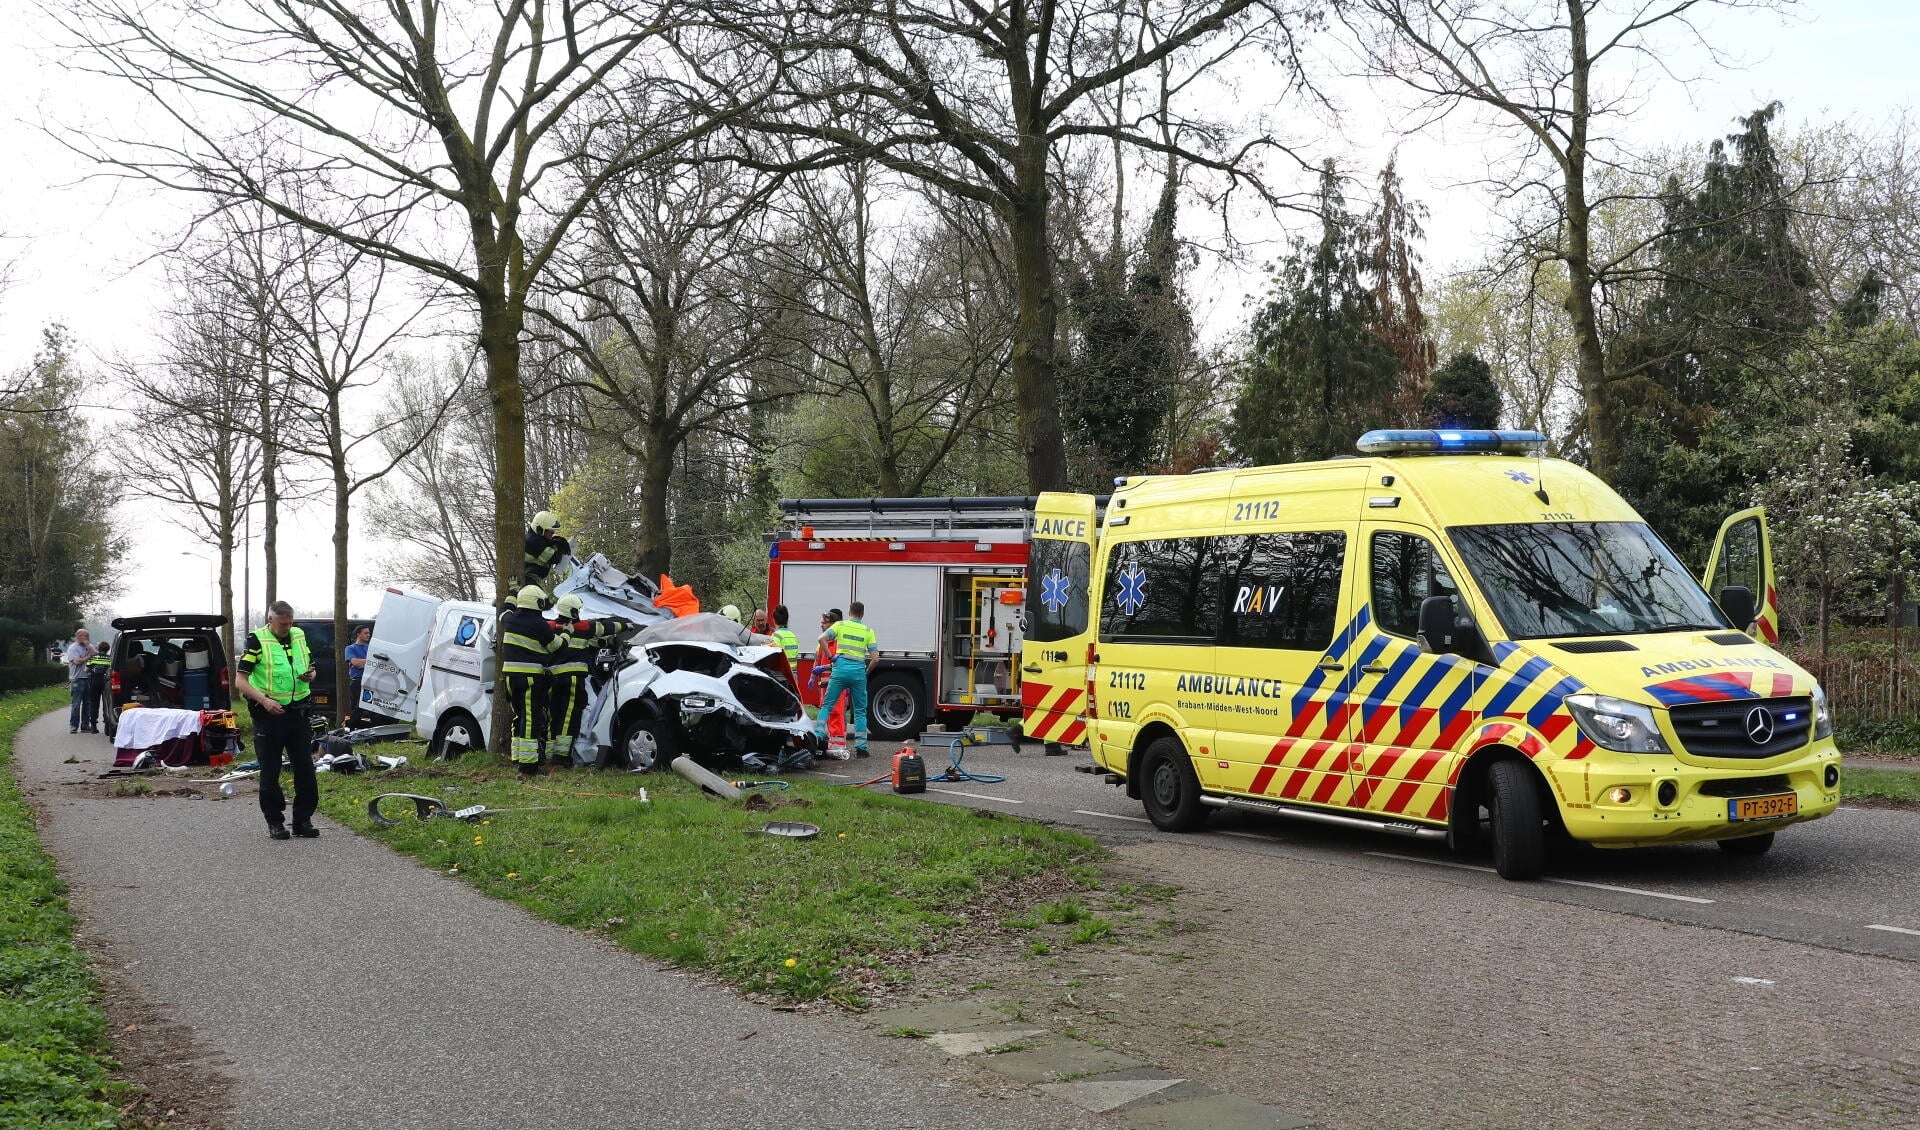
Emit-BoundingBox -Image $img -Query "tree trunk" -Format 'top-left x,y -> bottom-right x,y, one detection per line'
481,297 -> 527,758
1009,151 -> 1068,492
332,423 -> 352,725
260,386 -> 279,610
1561,0 -> 1612,477
636,433 -> 675,581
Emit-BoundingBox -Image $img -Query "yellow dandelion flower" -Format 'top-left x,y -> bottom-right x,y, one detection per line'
506,872 -> 519,879
473,835 -> 484,844
783,958 -> 797,968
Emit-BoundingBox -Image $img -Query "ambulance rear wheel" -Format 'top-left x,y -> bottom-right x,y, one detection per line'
1487,759 -> 1546,880
1718,832 -> 1774,856
1140,737 -> 1206,832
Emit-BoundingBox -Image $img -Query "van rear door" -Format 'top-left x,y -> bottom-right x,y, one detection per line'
1702,507 -> 1778,643
360,588 -> 441,722
1021,493 -> 1098,750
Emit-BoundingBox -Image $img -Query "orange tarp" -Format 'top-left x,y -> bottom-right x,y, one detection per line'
655,575 -> 700,618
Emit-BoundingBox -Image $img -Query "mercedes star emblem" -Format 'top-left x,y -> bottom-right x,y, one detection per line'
1744,705 -> 1776,745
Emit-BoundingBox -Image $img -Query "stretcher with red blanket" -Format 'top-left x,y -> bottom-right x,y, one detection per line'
111,707 -> 242,768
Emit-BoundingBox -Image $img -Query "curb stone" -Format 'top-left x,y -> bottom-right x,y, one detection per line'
868,1004 -> 1326,1129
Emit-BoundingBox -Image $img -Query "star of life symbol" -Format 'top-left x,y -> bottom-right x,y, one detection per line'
1039,568 -> 1072,615
1115,560 -> 1150,617
1505,469 -> 1535,485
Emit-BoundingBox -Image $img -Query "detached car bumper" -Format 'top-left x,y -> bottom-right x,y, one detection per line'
674,696 -> 815,755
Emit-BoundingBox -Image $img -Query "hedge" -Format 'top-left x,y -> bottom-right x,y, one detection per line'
0,667 -> 68,694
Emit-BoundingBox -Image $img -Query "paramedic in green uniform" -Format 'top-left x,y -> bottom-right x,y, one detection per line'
237,600 -> 319,840
813,600 -> 877,757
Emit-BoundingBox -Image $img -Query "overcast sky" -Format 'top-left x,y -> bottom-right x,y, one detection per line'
3,0 -> 1914,630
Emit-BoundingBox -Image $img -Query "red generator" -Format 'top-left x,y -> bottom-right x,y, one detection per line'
770,497 -> 1037,743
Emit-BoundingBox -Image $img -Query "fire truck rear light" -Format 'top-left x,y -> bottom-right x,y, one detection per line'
889,542 -> 906,550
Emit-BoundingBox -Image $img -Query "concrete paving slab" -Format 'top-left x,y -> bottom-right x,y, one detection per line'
925,1026 -> 1050,1056
1115,1092 -> 1318,1130
866,1002 -> 1012,1033
978,1038 -> 1148,1084
1037,1073 -> 1185,1112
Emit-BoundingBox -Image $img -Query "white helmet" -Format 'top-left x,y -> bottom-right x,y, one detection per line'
719,604 -> 742,624
554,594 -> 584,618
512,585 -> 547,609
531,510 -> 561,533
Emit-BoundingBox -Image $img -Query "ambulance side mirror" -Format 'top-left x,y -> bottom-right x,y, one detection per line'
1417,595 -> 1459,655
1717,585 -> 1756,630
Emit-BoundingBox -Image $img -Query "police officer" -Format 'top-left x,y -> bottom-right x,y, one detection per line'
814,600 -> 877,757
524,511 -> 574,599
547,593 -> 636,769
83,640 -> 111,733
499,584 -> 560,776
237,600 -> 320,839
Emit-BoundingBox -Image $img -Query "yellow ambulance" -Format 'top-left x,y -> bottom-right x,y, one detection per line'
1021,429 -> 1840,879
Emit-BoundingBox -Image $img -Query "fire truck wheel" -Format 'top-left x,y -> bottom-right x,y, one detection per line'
866,673 -> 926,741
1487,759 -> 1547,880
1717,831 -> 1775,856
615,711 -> 679,773
1139,736 -> 1206,832
430,710 -> 481,762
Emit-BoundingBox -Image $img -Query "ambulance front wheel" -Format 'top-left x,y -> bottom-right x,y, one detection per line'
1487,759 -> 1547,880
1140,736 -> 1207,832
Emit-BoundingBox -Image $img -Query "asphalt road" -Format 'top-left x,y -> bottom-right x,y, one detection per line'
830,734 -> 1920,965
14,712 -> 1104,1130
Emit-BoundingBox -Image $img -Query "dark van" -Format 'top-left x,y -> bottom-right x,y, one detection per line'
105,613 -> 231,741
294,617 -> 376,723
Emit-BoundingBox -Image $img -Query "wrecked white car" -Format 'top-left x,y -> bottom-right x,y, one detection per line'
587,616 -> 817,772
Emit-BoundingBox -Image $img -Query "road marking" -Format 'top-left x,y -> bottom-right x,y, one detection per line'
1367,851 -> 1495,874
1216,830 -> 1276,840
1071,809 -> 1152,824
1546,878 -> 1715,904
1866,923 -> 1920,937
929,787 -> 1023,804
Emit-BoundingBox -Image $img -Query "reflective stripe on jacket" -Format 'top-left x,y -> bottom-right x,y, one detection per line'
771,628 -> 801,663
828,620 -> 876,663
246,626 -> 312,705
499,607 -> 560,674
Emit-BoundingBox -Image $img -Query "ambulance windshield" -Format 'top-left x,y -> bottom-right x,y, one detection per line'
1449,522 -> 1730,640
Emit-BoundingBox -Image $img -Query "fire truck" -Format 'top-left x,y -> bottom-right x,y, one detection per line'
770,497 -> 1047,742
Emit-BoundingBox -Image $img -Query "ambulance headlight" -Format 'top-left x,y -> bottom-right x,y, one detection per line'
1565,694 -> 1669,753
1812,685 -> 1833,740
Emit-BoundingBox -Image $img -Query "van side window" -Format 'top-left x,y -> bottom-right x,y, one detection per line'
1371,531 -> 1458,639
1027,539 -> 1092,642
1218,532 -> 1346,651
1100,537 -> 1228,643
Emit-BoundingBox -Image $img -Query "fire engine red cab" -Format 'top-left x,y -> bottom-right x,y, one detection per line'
770,497 -> 1041,741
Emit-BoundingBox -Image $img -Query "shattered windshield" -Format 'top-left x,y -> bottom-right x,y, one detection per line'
1448,522 -> 1729,640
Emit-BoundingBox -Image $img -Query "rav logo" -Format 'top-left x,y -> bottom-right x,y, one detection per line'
1231,584 -> 1286,614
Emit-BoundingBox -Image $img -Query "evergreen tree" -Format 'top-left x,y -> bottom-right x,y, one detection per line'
1231,162 -> 1402,464
1367,157 -> 1435,424
1423,351 -> 1502,428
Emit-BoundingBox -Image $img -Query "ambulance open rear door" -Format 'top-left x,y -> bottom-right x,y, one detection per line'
1021,493 -> 1097,752
1702,507 -> 1779,644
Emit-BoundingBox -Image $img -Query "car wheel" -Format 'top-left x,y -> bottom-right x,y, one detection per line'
615,710 -> 680,773
866,672 -> 925,741
1718,831 -> 1775,857
1487,759 -> 1547,880
1139,735 -> 1206,832
430,711 -> 481,762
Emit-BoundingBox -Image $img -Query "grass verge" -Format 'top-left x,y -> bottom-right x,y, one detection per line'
0,686 -> 124,1130
316,751 -> 1100,1005
1843,766 -> 1920,807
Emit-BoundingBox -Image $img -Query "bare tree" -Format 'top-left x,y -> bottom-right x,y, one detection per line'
367,354 -> 494,602
1347,0 -> 1793,475
541,152 -> 803,578
58,0 -> 776,609
769,164 -> 1016,496
731,0 -> 1313,491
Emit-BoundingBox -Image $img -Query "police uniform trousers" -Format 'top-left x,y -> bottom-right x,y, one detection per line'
251,701 -> 318,828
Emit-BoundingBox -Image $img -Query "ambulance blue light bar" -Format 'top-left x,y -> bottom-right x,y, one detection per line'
1355,429 -> 1549,456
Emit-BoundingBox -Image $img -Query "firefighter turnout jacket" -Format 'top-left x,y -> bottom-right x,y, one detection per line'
524,527 -> 574,592
499,606 -> 561,673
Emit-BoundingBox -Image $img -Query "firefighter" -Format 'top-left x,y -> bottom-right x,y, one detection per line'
814,600 -> 877,757
499,584 -> 559,776
547,593 -> 635,769
523,510 -> 573,599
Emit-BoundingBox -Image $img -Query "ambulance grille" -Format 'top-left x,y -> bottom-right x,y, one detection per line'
1668,697 -> 1812,758
1697,775 -> 1791,798
1552,639 -> 1637,653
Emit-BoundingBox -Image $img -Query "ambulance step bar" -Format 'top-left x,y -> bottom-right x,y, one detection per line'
1200,794 -> 1447,841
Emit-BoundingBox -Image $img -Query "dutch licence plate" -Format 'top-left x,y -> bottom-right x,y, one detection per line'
1729,793 -> 1798,821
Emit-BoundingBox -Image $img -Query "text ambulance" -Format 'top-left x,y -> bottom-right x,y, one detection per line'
1021,429 -> 1840,879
